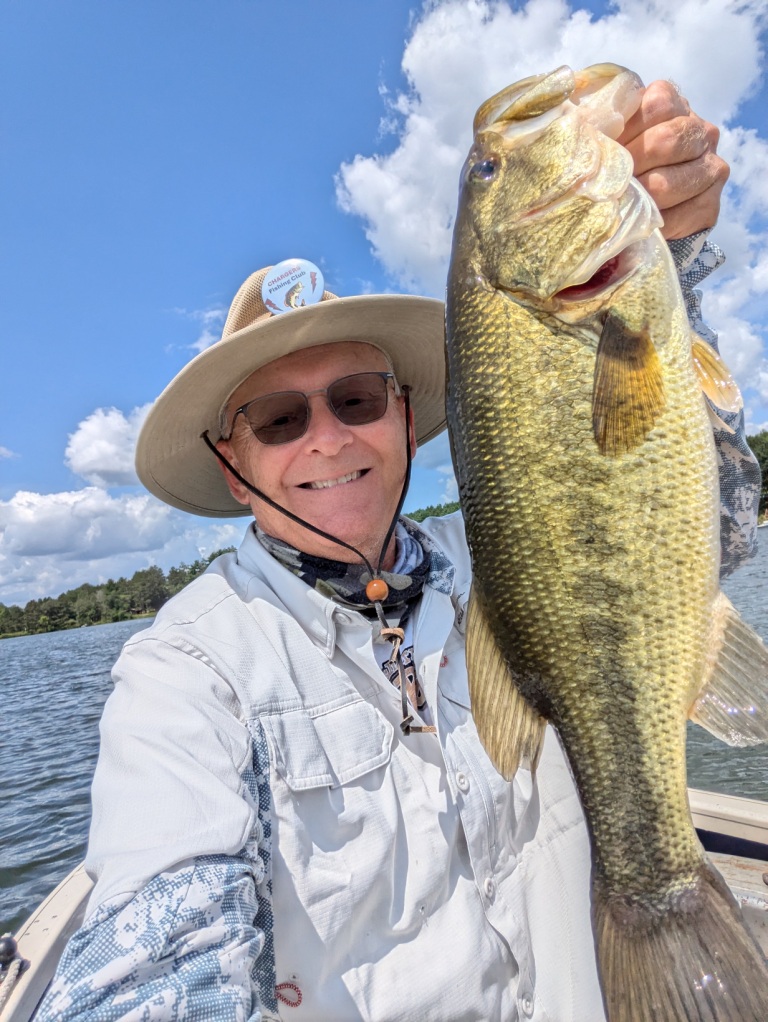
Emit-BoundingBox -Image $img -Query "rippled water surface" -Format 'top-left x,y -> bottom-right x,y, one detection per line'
1,619 -> 151,934
2,543 -> 767,935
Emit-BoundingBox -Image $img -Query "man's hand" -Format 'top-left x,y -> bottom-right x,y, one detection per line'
618,80 -> 729,240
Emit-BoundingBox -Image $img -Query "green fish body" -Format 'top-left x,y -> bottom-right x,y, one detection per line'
446,63 -> 768,1021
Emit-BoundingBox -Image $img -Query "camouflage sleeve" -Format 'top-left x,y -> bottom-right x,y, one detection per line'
668,230 -> 760,577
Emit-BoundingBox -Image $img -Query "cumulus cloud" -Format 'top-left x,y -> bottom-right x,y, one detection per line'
337,0 -> 768,416
0,488 -> 176,561
0,488 -> 245,606
65,404 -> 151,487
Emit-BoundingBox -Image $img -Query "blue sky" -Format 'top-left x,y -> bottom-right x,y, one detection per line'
2,0 -> 767,605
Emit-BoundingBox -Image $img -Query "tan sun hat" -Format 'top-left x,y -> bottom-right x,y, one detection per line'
135,261 -> 447,517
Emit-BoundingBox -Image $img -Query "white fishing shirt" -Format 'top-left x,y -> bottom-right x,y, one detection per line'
38,512 -> 604,1022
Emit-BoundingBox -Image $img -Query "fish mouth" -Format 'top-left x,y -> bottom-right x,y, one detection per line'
552,183 -> 662,304
300,469 -> 367,490
554,242 -> 642,302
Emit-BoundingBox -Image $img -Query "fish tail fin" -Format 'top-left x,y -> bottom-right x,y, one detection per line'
593,860 -> 768,1021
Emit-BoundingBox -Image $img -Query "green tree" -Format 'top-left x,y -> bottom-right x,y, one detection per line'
406,500 -> 460,522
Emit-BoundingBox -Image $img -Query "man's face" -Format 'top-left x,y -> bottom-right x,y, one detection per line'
217,342 -> 415,569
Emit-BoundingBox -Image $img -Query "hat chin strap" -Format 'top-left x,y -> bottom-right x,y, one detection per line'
201,386 -> 414,604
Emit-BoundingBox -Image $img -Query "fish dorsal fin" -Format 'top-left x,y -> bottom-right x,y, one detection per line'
691,335 -> 743,414
592,312 -> 666,456
466,588 -> 547,780
690,591 -> 768,746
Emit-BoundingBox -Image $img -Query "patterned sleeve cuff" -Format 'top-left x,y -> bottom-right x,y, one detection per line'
668,231 -> 760,575
668,229 -> 726,348
35,725 -> 278,1022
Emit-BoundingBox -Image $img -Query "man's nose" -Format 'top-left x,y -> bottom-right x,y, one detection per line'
302,394 -> 354,452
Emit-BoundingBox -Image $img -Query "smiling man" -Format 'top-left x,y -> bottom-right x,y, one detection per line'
37,83 -> 761,1022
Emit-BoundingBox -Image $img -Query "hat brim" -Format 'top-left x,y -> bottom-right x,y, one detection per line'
136,294 -> 447,517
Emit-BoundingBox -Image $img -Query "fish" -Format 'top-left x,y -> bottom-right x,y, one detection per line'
445,63 -> 768,1021
285,280 -> 306,309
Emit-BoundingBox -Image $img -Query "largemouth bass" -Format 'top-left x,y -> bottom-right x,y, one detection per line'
445,63 -> 768,1021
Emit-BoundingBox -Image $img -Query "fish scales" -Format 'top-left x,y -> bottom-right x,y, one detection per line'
451,250 -> 714,877
446,63 -> 768,1020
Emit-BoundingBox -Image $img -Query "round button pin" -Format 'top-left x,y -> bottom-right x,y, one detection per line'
261,258 -> 324,315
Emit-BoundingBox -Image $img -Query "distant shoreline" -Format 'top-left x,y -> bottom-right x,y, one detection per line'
0,502 -> 461,640
0,612 -> 156,641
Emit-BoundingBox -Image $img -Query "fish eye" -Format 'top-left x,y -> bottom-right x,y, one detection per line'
468,156 -> 499,183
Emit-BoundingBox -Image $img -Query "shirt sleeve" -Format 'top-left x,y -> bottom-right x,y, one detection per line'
668,230 -> 761,577
34,633 -> 279,1021
34,855 -> 269,1022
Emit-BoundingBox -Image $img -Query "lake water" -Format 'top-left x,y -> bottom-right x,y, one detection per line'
2,549 -> 768,936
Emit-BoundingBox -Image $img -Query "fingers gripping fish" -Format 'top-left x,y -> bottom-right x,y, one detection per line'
445,63 -> 768,1021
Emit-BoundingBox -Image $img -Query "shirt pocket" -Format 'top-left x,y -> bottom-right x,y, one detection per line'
260,693 -> 394,791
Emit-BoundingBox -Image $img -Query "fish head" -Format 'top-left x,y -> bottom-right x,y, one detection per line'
452,64 -> 663,311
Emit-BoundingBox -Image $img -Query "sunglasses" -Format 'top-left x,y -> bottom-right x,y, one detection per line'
224,371 -> 400,446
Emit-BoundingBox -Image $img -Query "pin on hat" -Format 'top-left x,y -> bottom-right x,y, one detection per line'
261,258 -> 325,315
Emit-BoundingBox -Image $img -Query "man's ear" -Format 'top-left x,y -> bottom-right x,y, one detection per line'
215,440 -> 251,506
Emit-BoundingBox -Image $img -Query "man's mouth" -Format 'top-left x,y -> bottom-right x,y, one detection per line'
301,469 -> 366,490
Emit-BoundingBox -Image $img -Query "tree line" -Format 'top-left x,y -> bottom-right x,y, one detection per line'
0,501 -> 463,639
0,551 -> 234,639
746,430 -> 768,517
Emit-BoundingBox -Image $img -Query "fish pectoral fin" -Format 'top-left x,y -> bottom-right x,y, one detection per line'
592,311 -> 665,456
692,335 -> 743,414
466,589 -> 546,780
690,591 -> 768,746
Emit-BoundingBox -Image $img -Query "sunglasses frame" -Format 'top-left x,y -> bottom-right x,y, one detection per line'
223,371 -> 400,445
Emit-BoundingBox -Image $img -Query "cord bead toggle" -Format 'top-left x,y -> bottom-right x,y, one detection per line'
366,577 -> 389,602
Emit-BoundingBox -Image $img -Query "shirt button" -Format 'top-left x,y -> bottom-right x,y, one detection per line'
483,876 -> 495,898
456,771 -> 470,793
521,994 -> 534,1017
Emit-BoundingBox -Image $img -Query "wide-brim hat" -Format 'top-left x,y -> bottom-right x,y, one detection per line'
135,263 -> 447,517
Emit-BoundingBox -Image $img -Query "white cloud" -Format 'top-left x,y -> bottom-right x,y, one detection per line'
65,405 -> 151,487
0,446 -> 18,459
0,488 -> 176,560
338,0 -> 767,292
337,0 -> 768,423
0,488 -> 245,607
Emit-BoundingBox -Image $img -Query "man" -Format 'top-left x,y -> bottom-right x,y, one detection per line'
38,82 -> 758,1021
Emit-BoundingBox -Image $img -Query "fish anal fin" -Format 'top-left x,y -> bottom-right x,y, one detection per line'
692,335 -> 743,414
592,312 -> 665,456
594,860 -> 768,1021
466,589 -> 546,780
691,591 -> 768,746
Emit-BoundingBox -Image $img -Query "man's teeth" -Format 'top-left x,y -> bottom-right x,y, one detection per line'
308,470 -> 363,490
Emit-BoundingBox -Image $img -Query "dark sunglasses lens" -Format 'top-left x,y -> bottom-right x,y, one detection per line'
329,374 -> 389,425
246,392 -> 309,445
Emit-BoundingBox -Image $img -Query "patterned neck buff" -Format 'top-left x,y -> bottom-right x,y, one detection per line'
254,520 -> 430,611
